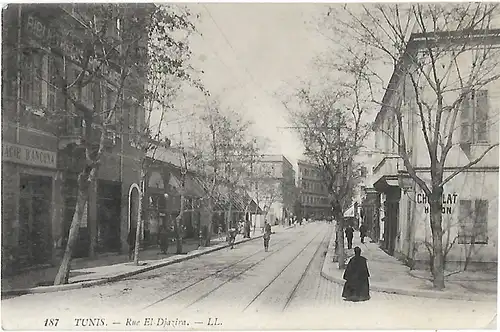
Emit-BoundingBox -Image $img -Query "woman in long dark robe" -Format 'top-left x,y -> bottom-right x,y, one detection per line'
342,246 -> 370,301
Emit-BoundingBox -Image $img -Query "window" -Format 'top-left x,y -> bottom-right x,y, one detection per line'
21,51 -> 44,108
458,199 -> 488,244
47,56 -> 65,112
461,90 -> 489,144
360,166 -> 367,178
129,101 -> 140,137
102,85 -> 117,126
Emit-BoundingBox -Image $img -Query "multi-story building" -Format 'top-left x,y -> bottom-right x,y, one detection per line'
1,4 -> 149,274
371,29 -> 499,270
297,159 -> 330,220
250,155 -> 296,225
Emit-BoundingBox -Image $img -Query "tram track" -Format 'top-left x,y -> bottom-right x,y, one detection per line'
141,226 -> 313,311
242,229 -> 328,312
282,227 -> 331,311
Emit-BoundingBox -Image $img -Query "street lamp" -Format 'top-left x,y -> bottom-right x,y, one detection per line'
397,171 -> 413,193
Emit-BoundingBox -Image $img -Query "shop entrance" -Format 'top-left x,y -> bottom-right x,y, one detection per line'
97,180 -> 121,252
18,174 -> 53,266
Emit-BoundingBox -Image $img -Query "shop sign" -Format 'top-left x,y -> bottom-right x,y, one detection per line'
417,192 -> 458,214
24,13 -> 84,62
2,142 -> 57,169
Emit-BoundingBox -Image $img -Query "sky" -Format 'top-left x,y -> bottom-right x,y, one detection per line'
168,3 -> 334,168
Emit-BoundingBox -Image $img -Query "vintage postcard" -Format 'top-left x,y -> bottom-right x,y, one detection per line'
1,2 -> 498,331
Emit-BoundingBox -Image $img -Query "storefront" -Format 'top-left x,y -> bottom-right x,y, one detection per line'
373,175 -> 401,256
361,188 -> 381,243
2,142 -> 61,274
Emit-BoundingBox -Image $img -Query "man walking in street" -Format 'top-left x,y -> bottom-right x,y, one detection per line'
359,223 -> 367,244
345,224 -> 354,249
263,221 -> 272,251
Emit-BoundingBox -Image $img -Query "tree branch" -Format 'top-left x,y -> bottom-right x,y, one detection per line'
439,143 -> 499,187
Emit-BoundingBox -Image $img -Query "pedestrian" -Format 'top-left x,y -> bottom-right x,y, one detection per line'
127,227 -> 137,261
263,221 -> 272,251
158,223 -> 169,254
245,220 -> 251,238
359,223 -> 367,244
342,246 -> 370,302
345,225 -> 354,249
228,221 -> 237,249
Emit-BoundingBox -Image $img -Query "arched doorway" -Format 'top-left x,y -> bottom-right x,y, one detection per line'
128,184 -> 141,234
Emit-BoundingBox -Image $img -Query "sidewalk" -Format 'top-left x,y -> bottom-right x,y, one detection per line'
321,231 -> 497,302
2,225 -> 292,297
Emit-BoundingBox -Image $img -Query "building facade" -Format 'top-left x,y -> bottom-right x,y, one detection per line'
371,30 -> 499,270
1,4 -> 149,274
297,160 -> 330,220
249,155 -> 296,225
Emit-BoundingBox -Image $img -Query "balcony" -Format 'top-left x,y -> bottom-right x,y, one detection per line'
58,116 -> 117,150
58,117 -> 84,149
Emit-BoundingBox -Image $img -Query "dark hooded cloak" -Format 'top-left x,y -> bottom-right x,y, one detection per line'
342,247 -> 370,301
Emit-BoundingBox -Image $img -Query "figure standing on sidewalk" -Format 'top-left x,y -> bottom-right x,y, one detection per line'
228,221 -> 237,249
127,227 -> 137,261
158,223 -> 169,254
345,225 -> 354,249
342,247 -> 370,302
359,223 -> 367,244
263,221 -> 272,251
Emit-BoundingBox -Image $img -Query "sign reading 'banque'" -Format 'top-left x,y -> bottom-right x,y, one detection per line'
2,142 -> 57,169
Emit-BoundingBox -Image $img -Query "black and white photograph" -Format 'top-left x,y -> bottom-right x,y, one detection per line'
1,2 -> 498,330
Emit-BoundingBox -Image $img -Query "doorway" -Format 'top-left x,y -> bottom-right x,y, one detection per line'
97,180 -> 121,252
18,174 -> 53,266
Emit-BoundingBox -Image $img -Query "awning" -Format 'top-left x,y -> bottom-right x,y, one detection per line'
373,175 -> 399,193
167,168 -> 206,198
343,205 -> 355,217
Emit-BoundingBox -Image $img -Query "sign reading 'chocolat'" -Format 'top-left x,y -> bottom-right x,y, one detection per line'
2,142 -> 57,169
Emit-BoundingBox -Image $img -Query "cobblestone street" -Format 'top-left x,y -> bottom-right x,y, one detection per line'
2,223 -> 496,330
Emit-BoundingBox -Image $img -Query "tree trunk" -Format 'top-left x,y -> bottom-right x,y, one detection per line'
226,194 -> 233,238
430,198 -> 445,289
133,216 -> 142,265
335,211 -> 346,269
88,179 -> 98,258
174,193 -> 185,254
54,171 -> 89,285
204,198 -> 214,247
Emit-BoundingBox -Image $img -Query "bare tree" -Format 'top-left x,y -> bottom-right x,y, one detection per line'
285,86 -> 368,268
328,3 -> 500,289
283,50 -> 371,269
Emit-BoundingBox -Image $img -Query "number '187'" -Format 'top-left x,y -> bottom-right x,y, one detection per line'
44,319 -> 59,327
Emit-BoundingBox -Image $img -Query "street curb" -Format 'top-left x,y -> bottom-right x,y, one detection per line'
2,233 -> 271,297
320,237 -> 497,302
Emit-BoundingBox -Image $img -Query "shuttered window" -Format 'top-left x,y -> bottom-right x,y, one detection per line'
458,199 -> 488,244
460,90 -> 489,144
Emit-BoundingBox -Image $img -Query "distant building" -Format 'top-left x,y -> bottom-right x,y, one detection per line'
249,155 -> 296,225
297,160 -> 330,220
